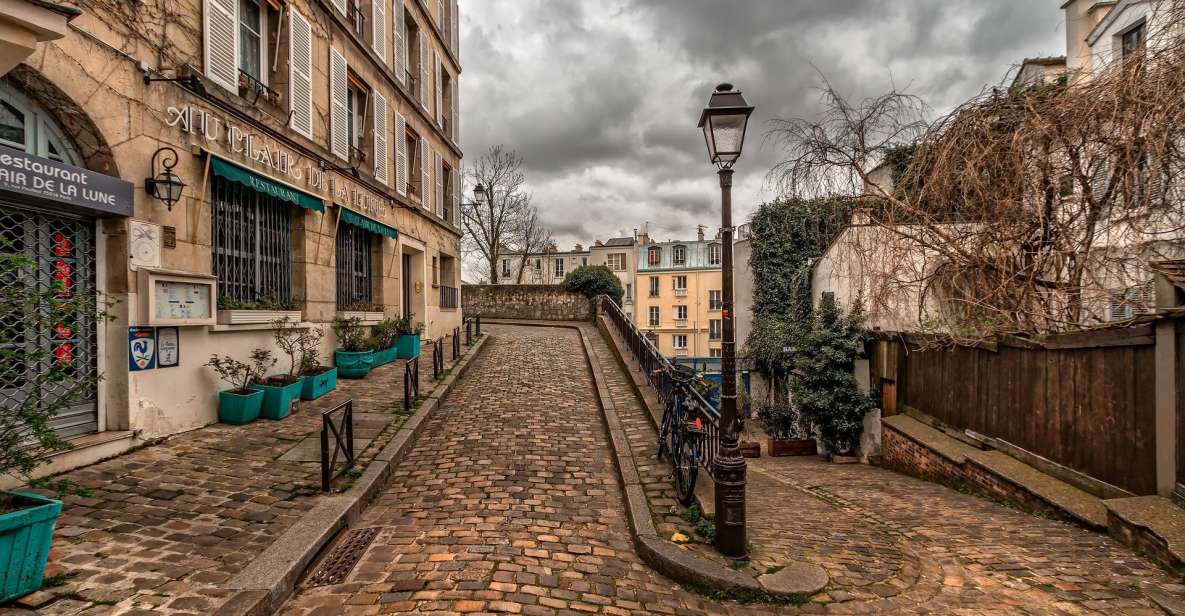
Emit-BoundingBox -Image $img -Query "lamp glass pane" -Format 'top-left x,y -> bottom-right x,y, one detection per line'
164,172 -> 185,202
710,113 -> 746,159
702,122 -> 717,161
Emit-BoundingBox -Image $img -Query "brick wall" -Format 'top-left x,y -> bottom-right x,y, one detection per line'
461,285 -> 594,321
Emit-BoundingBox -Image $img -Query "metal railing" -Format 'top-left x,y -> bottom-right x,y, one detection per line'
432,337 -> 445,379
440,285 -> 458,309
320,400 -> 355,492
403,356 -> 420,413
596,296 -> 720,479
452,327 -> 461,360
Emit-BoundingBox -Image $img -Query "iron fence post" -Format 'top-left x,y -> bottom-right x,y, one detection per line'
320,417 -> 330,492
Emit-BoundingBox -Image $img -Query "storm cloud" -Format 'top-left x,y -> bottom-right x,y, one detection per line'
459,0 -> 1065,253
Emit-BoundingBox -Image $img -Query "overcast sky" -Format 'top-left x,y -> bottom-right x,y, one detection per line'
458,1 -> 1066,253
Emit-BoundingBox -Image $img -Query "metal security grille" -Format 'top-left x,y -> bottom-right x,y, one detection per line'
212,176 -> 293,303
0,203 -> 98,438
336,223 -> 373,309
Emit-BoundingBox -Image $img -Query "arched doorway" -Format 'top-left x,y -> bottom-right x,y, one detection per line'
0,82 -> 100,438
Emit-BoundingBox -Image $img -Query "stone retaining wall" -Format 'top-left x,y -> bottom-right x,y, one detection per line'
461,284 -> 593,321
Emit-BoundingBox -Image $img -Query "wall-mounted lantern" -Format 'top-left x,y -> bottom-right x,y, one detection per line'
145,147 -> 187,212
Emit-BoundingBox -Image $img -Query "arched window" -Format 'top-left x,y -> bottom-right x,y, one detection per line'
0,83 -> 80,165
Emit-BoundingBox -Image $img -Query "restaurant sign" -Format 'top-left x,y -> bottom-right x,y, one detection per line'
0,145 -> 134,216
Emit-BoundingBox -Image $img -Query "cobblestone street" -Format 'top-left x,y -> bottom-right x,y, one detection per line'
282,324 -> 1185,615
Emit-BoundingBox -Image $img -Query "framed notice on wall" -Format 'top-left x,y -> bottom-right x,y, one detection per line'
139,269 -> 217,326
156,327 -> 180,368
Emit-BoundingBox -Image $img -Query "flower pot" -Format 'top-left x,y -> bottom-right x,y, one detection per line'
300,367 -> 338,400
373,345 -> 397,366
395,334 -> 420,359
740,441 -> 762,458
334,349 -> 374,379
249,376 -> 303,420
768,438 -> 818,457
218,388 -> 263,425
0,491 -> 62,603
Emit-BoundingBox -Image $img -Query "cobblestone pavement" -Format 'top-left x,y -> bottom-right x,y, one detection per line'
283,323 -> 1185,616
4,337 -> 461,616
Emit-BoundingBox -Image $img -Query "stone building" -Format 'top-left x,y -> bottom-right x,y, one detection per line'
495,244 -> 589,285
636,233 -> 722,360
0,0 -> 463,476
589,236 -> 636,321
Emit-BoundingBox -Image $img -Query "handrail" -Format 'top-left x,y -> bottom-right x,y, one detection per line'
595,295 -> 720,479
320,400 -> 355,491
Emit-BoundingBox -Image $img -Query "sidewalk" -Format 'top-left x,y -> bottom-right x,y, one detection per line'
5,334 -> 474,616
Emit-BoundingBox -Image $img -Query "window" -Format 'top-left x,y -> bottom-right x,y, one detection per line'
625,283 -> 632,301
582,257 -> 588,267
709,348 -> 722,358
649,276 -> 659,297
554,258 -> 565,278
336,223 -> 373,309
672,245 -> 686,265
648,306 -> 660,327
431,255 -> 439,287
607,253 -> 626,271
212,176 -> 293,304
238,0 -> 265,84
534,258 -> 541,270
406,129 -> 421,195
709,319 -> 721,340
346,74 -> 369,161
708,243 -> 721,266
709,290 -> 722,311
673,335 -> 688,350
501,259 -> 510,278
674,305 -> 688,321
822,291 -> 836,303
647,246 -> 661,266
0,84 -> 79,164
673,275 -> 687,291
1122,23 -> 1145,58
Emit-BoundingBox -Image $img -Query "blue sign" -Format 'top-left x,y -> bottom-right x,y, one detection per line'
128,327 -> 156,371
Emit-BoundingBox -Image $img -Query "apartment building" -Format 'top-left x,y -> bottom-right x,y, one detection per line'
496,244 -> 590,285
589,237 -> 637,320
636,236 -> 723,359
0,0 -> 463,473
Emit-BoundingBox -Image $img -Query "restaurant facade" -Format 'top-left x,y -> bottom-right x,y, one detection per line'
0,0 -> 463,478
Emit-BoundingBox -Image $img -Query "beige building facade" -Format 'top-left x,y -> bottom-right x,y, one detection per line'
636,237 -> 723,359
496,244 -> 590,285
0,0 -> 463,477
589,236 -> 636,320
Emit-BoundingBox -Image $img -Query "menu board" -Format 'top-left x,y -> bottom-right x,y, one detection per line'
154,279 -> 212,321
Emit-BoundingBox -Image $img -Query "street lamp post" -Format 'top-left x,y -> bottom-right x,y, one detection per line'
698,83 -> 754,560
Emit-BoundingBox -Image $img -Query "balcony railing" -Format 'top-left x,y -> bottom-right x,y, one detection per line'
238,70 -> 281,107
674,288 -> 687,297
440,285 -> 458,309
346,1 -> 366,35
674,318 -> 688,327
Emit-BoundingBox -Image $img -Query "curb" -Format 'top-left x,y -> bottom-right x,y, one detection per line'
214,334 -> 490,616
487,319 -> 781,597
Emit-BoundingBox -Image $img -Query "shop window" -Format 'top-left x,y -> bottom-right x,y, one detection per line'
212,176 -> 293,304
0,85 -> 79,164
336,223 -> 374,310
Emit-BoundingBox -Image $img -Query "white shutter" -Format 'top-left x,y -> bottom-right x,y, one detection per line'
395,113 -> 407,196
438,0 -> 445,24
394,1 -> 405,85
451,0 -> 459,55
421,140 -> 430,210
330,0 -> 347,15
329,47 -> 349,160
372,0 -> 387,63
452,168 -> 459,224
435,152 -> 444,216
373,92 -> 389,185
203,0 -> 238,92
419,30 -> 428,108
435,53 -> 443,125
450,80 -> 458,144
288,9 -> 314,139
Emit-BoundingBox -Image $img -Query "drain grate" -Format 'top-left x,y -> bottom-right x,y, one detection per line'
305,527 -> 381,587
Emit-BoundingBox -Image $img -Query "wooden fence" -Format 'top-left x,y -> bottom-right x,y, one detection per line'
880,322 -> 1171,496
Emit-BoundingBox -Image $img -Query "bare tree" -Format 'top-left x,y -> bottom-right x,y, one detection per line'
462,145 -> 532,284
513,206 -> 553,283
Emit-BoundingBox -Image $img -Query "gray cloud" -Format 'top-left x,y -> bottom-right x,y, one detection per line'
459,0 -> 1065,258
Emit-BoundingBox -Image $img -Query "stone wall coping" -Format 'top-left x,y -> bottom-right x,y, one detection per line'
882,415 -> 978,465
1104,495 -> 1185,567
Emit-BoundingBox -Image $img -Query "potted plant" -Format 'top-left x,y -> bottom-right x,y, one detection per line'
298,325 -> 337,400
205,349 -> 273,425
758,403 -> 817,456
248,319 -> 304,420
333,316 -> 374,379
394,317 -> 424,359
337,300 -> 384,324
0,250 -> 106,602
371,319 -> 400,366
216,295 -> 302,325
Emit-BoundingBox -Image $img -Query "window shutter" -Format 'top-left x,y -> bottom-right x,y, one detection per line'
395,112 -> 407,196
451,0 -> 459,55
330,0 -> 347,15
421,140 -> 430,210
435,152 -> 444,216
451,80 -> 458,144
435,53 -> 443,125
452,167 -> 459,224
419,30 -> 428,109
288,9 -> 314,139
394,1 -> 405,85
203,0 -> 238,92
372,0 -> 387,63
373,92 -> 389,185
329,47 -> 349,160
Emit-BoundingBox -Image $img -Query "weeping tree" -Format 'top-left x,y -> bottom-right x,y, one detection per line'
769,0 -> 1185,343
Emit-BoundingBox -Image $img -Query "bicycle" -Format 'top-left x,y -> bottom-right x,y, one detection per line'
655,363 -> 705,506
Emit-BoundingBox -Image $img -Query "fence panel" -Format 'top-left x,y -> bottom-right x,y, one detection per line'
902,333 -> 1157,495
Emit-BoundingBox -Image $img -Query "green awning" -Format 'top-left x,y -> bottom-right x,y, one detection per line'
339,207 -> 398,239
210,156 -> 324,212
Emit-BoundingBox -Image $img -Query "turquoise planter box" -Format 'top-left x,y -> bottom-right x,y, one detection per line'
218,389 -> 263,424
396,334 -> 421,359
300,367 -> 338,400
334,349 -> 374,379
0,491 -> 61,603
249,377 -> 303,420
379,346 -> 398,365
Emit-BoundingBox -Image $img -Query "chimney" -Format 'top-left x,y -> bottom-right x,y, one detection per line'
574,243 -> 583,252
697,225 -> 705,242
595,240 -> 604,247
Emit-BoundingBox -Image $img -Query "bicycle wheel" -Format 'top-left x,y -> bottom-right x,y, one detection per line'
657,401 -> 675,460
671,425 -> 699,507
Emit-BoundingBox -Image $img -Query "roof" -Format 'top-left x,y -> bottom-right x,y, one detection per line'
25,0 -> 82,18
1021,55 -> 1068,66
1151,259 -> 1185,290
603,237 -> 635,247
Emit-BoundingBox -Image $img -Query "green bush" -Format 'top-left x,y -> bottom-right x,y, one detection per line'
562,265 -> 623,305
756,403 -> 809,440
